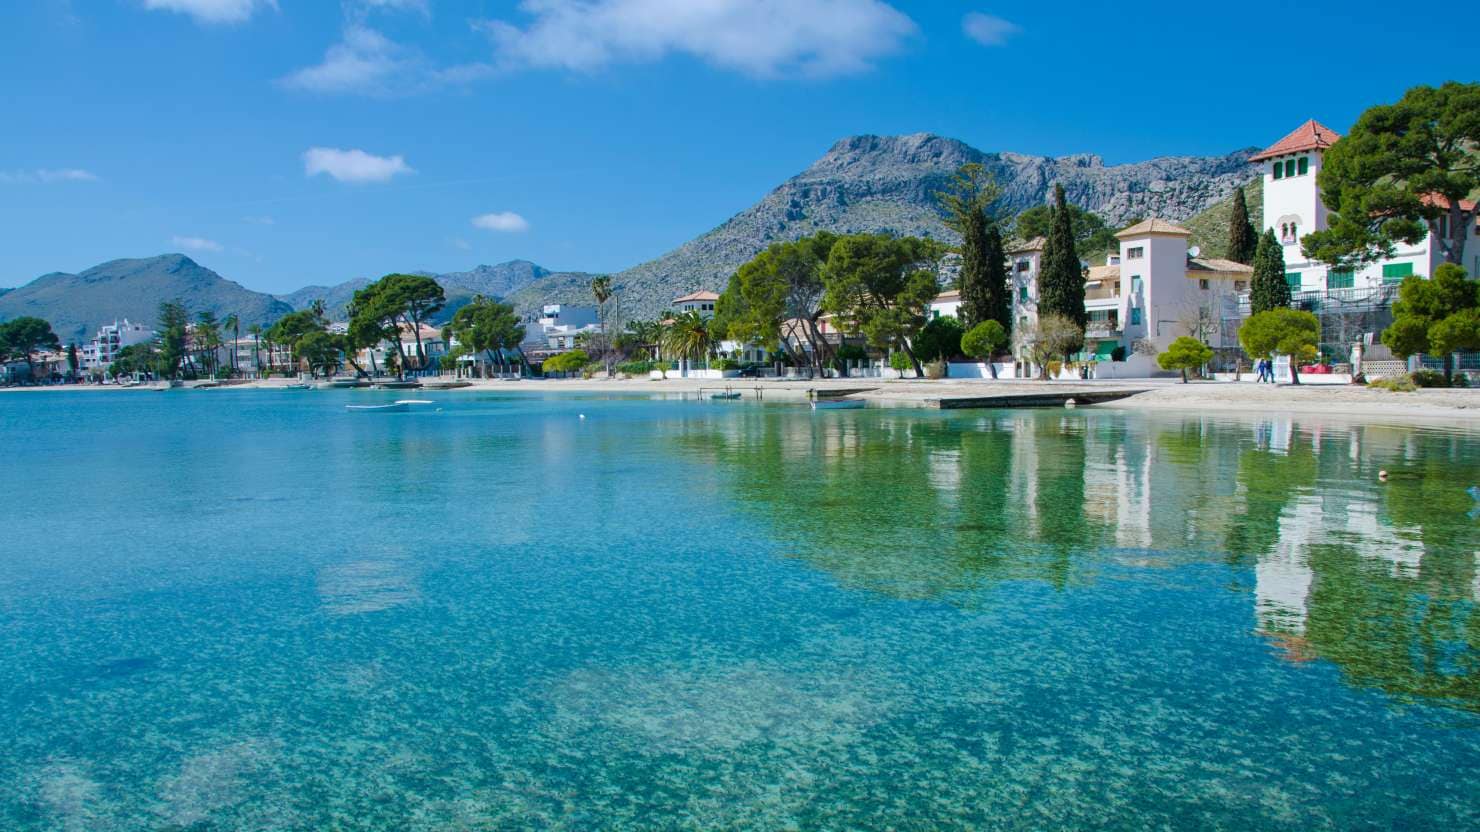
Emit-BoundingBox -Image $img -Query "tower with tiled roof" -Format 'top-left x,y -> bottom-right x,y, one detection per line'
1252,120 -> 1342,294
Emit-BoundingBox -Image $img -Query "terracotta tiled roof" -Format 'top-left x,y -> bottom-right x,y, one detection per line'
1006,236 -> 1046,254
1419,193 -> 1478,212
1249,119 -> 1341,162
1116,219 -> 1192,239
672,290 -> 720,303
1187,257 -> 1253,275
1086,265 -> 1121,281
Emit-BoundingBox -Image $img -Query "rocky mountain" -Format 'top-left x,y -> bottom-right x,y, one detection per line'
278,260 -> 594,322
0,254 -> 292,345
506,133 -> 1261,318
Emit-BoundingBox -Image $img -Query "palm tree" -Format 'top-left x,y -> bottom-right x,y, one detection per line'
222,313 -> 240,376
247,324 -> 263,376
661,311 -> 712,376
590,276 -> 614,373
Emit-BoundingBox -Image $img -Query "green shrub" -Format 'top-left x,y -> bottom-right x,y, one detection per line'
616,360 -> 656,376
711,358 -> 739,371
543,349 -> 591,374
1369,375 -> 1417,392
1410,369 -> 1450,388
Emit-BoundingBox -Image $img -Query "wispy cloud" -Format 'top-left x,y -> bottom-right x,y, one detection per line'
962,12 -> 1021,47
172,235 -> 224,253
282,25 -> 490,95
472,212 -> 530,233
0,168 -> 99,184
244,215 -> 275,225
303,147 -> 414,184
140,0 -> 277,25
479,0 -> 918,79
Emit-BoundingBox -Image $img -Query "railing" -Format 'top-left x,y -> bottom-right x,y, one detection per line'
1085,325 -> 1122,339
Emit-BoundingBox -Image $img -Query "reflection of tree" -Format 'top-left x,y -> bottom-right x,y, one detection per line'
1304,542 -> 1480,712
1225,436 -> 1318,568
678,411 -> 1112,601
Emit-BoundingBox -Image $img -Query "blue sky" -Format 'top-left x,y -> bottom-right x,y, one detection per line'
2,0 -> 1471,294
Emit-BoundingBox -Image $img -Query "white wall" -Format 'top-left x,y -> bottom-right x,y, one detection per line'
945,361 -> 1018,379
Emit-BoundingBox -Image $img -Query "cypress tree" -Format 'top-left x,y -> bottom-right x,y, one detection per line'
958,206 -> 991,329
1228,186 -> 1258,264
1037,184 -> 1087,340
1249,229 -> 1290,314
983,220 -> 1011,336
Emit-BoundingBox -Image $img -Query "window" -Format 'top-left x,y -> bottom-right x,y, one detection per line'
1327,270 -> 1354,289
1130,276 -> 1142,294
1198,279 -> 1210,290
1130,308 -> 1142,326
1126,246 -> 1144,259
1280,222 -> 1298,244
1235,280 -> 1248,292
1112,280 -> 1121,294
1297,156 -> 1309,175
1382,262 -> 1413,283
1285,160 -> 1297,178
1018,285 -> 1028,302
1273,163 -> 1283,180
1016,259 -> 1031,272
1285,272 -> 1302,290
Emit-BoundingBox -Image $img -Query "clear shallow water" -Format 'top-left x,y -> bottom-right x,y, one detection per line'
2,390 -> 1479,830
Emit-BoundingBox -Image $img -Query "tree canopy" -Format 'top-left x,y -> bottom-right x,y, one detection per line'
716,232 -> 838,372
1227,185 -> 1258,264
1380,263 -> 1480,373
1249,229 -> 1290,314
1035,185 -> 1088,355
1157,336 -> 1214,383
933,163 -> 1002,235
1239,309 -> 1319,384
543,350 -> 590,374
1303,82 -> 1480,269
958,203 -> 1010,333
446,296 -> 526,374
913,315 -> 964,363
821,234 -> 944,375
1013,200 -> 1118,254
0,316 -> 61,372
961,319 -> 1008,378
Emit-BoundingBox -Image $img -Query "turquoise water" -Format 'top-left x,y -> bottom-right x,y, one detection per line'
2,390 -> 1479,830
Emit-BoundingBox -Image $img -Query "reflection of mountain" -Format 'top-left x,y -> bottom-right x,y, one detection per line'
684,408 -> 1480,713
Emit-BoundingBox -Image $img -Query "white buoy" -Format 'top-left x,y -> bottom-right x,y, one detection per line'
579,414 -> 586,420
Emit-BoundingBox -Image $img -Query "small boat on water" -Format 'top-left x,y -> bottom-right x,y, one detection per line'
326,377 -> 370,389
395,399 -> 435,406
284,383 -> 312,390
346,403 -> 409,413
811,398 -> 866,410
710,391 -> 743,400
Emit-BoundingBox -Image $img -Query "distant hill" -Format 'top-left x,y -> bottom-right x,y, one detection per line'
506,133 -> 1262,318
1183,177 -> 1265,261
0,254 -> 292,345
278,260 -> 595,322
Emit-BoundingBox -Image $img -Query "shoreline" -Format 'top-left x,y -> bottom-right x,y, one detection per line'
7,375 -> 1480,424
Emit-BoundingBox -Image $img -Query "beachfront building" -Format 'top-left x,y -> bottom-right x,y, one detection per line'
671,290 -> 774,364
1251,119 -> 1480,294
929,290 -> 962,320
522,304 -> 602,352
672,290 -> 720,318
80,319 -> 155,371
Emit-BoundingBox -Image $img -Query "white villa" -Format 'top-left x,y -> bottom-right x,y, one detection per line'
522,303 -> 602,352
80,319 -> 155,371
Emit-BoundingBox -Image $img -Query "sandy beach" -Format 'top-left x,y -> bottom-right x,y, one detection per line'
16,375 -> 1479,424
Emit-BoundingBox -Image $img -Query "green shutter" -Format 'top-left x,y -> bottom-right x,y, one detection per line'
1285,272 -> 1302,289
1382,262 -> 1413,283
1328,270 -> 1354,289
1297,156 -> 1309,175
1285,160 -> 1295,178
1019,286 -> 1028,301
1130,308 -> 1142,325
1273,163 -> 1283,180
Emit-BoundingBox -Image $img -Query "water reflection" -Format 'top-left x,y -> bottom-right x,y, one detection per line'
680,409 -> 1480,711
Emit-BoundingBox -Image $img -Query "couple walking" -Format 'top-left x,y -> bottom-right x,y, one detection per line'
1253,358 -> 1278,383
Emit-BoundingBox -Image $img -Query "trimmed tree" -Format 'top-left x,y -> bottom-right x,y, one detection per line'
1303,81 -> 1480,270
1239,309 -> 1319,385
1249,229 -> 1290,314
1227,186 -> 1258,264
961,320 -> 1007,379
0,316 -> 61,379
1380,263 -> 1480,380
1157,336 -> 1214,383
1036,185 -> 1087,356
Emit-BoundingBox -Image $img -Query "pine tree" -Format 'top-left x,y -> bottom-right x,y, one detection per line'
958,206 -> 991,329
1037,185 -> 1087,346
1227,186 -> 1258,264
1249,229 -> 1290,314
983,220 -> 1011,336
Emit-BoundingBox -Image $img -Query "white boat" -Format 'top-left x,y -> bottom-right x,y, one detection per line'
346,403 -> 409,413
395,399 -> 435,405
811,398 -> 865,410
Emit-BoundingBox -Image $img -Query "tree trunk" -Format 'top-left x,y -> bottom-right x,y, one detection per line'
1180,368 -> 1188,383
987,357 -> 998,380
1288,360 -> 1301,386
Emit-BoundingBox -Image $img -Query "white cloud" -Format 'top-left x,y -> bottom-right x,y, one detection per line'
472,212 -> 530,233
140,0 -> 277,25
480,0 -> 917,79
302,147 -> 414,184
172,235 -> 224,253
282,25 -> 490,95
962,12 -> 1020,47
0,168 -> 98,184
357,0 -> 428,13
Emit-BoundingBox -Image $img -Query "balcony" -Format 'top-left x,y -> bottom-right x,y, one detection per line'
1085,321 -> 1123,339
